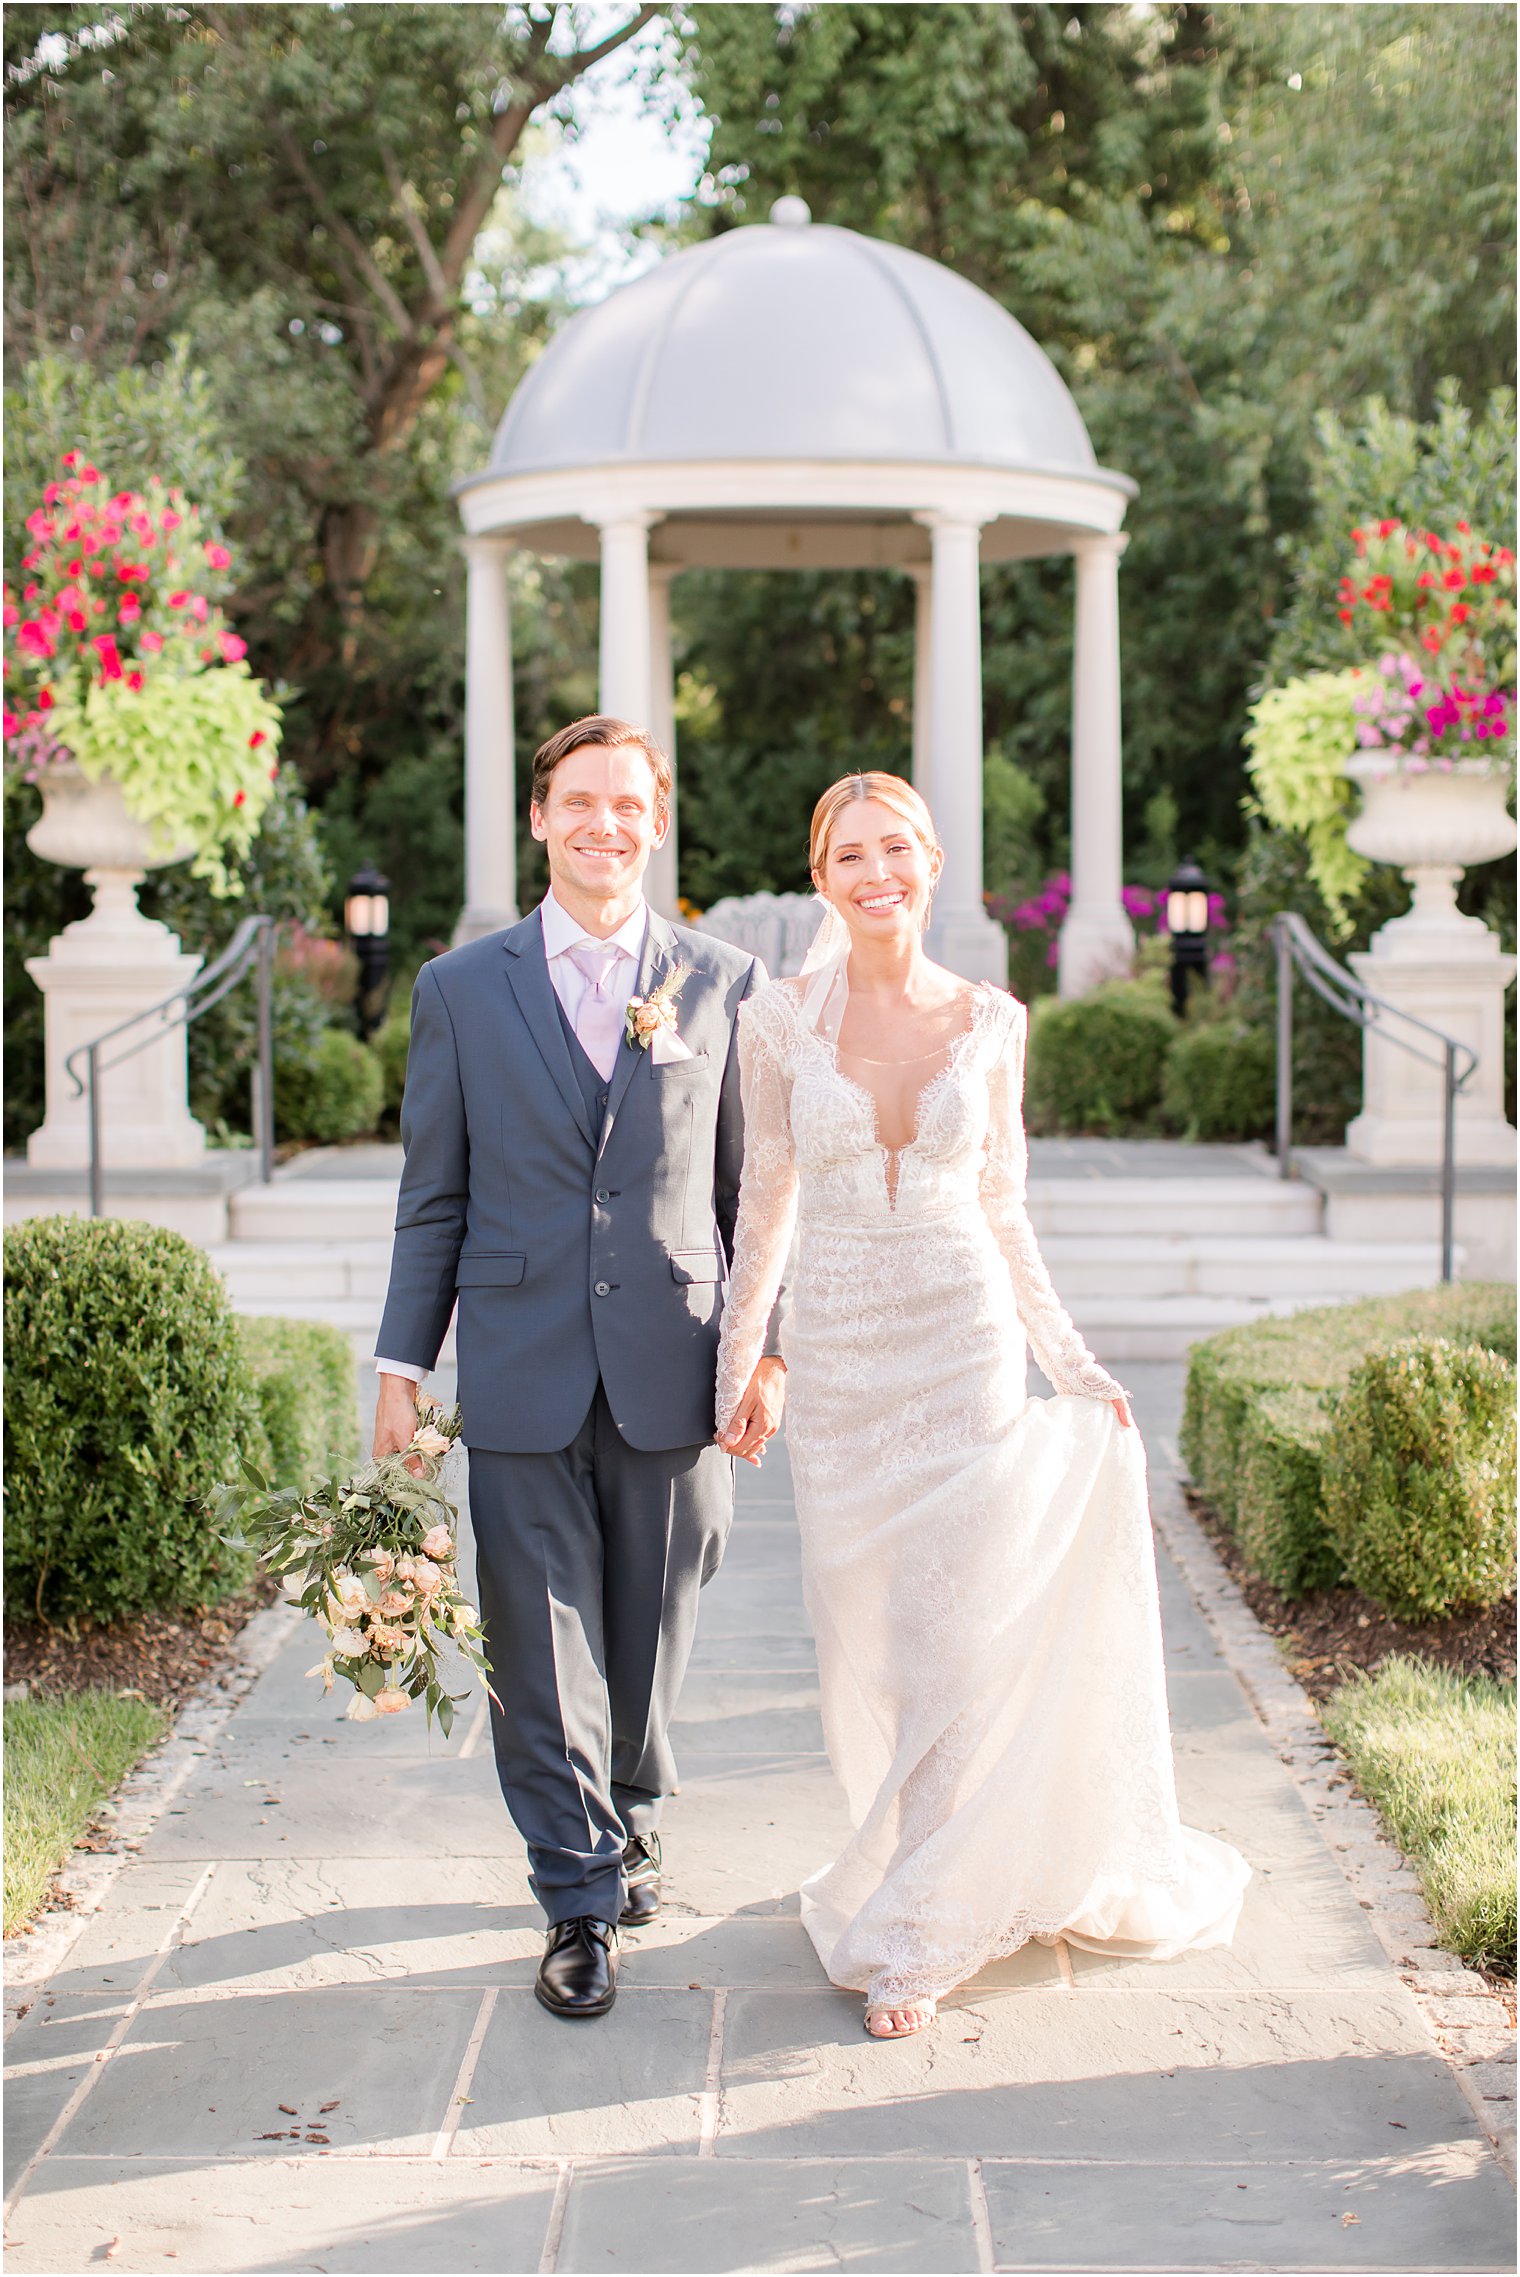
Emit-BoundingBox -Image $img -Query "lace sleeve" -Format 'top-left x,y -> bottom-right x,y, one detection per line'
980,999 -> 1128,1403
716,990 -> 800,1435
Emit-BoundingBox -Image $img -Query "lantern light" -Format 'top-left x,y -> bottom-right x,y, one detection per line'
345,862 -> 392,1040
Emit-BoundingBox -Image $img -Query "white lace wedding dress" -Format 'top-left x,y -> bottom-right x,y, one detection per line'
715,978 -> 1250,2007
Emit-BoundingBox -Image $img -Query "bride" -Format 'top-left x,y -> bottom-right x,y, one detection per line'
716,771 -> 1249,2041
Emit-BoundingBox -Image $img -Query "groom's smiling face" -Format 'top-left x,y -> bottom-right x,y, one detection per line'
531,743 -> 668,915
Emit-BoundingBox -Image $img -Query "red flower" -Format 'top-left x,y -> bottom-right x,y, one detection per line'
1426,532 -> 1443,553
1377,518 -> 1398,538
1472,563 -> 1498,584
61,451 -> 79,469
1443,568 -> 1466,588
168,591 -> 189,609
37,686 -> 54,712
23,585 -> 38,602
1420,626 -> 1443,653
1449,603 -> 1472,625
93,634 -> 123,682
79,464 -> 99,484
1337,608 -> 1354,624
1416,572 -> 1437,589
126,670 -> 145,692
18,621 -> 56,658
233,789 -> 247,808
268,763 -> 280,780
2,710 -> 18,737
249,731 -> 267,749
1456,520 -> 1471,534
118,595 -> 142,623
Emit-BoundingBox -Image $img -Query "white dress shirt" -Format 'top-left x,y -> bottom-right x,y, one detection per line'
376,889 -> 649,1385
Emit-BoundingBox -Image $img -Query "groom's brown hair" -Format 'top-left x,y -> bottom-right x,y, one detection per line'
530,716 -> 672,820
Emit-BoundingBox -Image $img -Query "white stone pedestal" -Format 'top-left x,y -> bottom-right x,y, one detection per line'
26,872 -> 206,1171
1345,888 -> 1517,1169
925,908 -> 1010,986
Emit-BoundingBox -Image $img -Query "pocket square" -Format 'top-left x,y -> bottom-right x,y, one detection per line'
650,1026 -> 696,1065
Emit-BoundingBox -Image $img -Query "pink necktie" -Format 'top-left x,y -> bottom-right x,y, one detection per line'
566,942 -> 625,1081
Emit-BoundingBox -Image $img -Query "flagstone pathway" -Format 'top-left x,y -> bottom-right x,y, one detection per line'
4,1364 -> 1513,2275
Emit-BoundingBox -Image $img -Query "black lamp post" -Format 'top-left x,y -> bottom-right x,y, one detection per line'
1165,857 -> 1211,1018
345,862 -> 391,1041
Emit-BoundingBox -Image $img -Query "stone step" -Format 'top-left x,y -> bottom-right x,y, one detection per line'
207,1237 -> 393,1303
1027,1177 -> 1322,1239
1066,1292 -> 1359,1362
229,1180 -> 400,1242
1042,1233 -> 1447,1301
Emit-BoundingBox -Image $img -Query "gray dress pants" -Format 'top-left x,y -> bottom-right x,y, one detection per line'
468,1382 -> 734,1925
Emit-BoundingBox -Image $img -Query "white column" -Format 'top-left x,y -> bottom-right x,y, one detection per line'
1057,532 -> 1134,995
454,536 -> 518,945
597,512 -> 658,725
645,563 -> 680,917
914,512 -> 1008,985
909,563 -> 933,793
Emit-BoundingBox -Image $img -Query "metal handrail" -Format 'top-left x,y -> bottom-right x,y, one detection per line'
65,914 -> 276,1217
1272,911 -> 1477,1281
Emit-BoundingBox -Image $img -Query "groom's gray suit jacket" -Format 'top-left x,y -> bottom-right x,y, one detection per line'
376,906 -> 779,1454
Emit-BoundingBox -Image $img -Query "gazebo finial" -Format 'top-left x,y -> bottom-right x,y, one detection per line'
769,195 -> 812,227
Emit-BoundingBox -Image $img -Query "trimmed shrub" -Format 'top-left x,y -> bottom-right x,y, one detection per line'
373,997 -> 411,1126
237,1316 -> 359,1486
1181,1283 -> 1515,1595
275,1027 -> 383,1145
1235,1389 -> 1345,1597
1321,1338 -> 1517,1618
4,1217 -> 257,1622
1161,1019 -> 1275,1141
1025,981 -> 1176,1135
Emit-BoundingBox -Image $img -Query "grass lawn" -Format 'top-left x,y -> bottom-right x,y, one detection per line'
4,1691 -> 168,1935
1320,1656 -> 1517,1976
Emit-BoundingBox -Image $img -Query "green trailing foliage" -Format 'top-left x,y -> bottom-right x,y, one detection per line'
274,1027 -> 383,1147
237,1316 -> 359,1489
1321,1339 -> 1517,1619
1025,981 -> 1176,1135
1160,1017 -> 1276,1142
1182,1285 -> 1517,1602
3,1217 -> 258,1623
1320,1658 -> 1516,1976
373,993 -> 412,1129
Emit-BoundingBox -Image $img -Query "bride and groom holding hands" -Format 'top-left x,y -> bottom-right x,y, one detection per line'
372,712 -> 1248,2039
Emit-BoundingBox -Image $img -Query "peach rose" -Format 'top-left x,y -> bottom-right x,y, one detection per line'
410,1559 -> 443,1597
328,1625 -> 367,1658
374,1687 -> 409,1716
378,1588 -> 413,1619
367,1620 -> 406,1653
421,1526 -> 453,1561
411,1424 -> 452,1459
365,1550 -> 395,1584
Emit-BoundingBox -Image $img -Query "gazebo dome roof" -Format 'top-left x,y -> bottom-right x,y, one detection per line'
488,201 -> 1097,480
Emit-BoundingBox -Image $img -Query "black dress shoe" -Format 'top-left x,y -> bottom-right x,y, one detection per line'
535,1917 -> 619,2018
619,1831 -> 662,1925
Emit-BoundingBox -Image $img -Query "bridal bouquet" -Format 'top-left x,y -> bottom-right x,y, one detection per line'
211,1398 -> 491,1734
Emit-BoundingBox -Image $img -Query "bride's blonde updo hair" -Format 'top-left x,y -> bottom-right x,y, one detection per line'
808,771 -> 941,878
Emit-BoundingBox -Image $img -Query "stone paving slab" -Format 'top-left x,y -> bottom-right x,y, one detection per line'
2,2157 -> 557,2274
5,1357 -> 1511,2271
979,2145 -> 1516,2272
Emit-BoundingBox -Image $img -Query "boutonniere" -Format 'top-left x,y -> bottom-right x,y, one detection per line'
625,963 -> 694,1061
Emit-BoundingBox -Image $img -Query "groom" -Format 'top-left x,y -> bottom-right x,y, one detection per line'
372,715 -> 786,2019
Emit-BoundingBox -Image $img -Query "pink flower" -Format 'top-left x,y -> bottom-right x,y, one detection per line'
17,621 -> 55,658
249,730 -> 267,748
93,634 -> 123,682
421,1525 -> 454,1560
167,591 -> 188,609
3,710 -> 18,737
161,510 -> 182,531
141,630 -> 164,653
205,542 -> 232,570
118,595 -> 142,623
218,631 -> 247,662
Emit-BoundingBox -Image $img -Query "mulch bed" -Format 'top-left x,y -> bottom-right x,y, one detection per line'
4,1572 -> 282,1716
1184,1486 -> 1517,1707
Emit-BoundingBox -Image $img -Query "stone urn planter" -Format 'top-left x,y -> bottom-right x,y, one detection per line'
1340,750 -> 1517,1170
24,763 -> 206,1171
1343,752 -> 1517,940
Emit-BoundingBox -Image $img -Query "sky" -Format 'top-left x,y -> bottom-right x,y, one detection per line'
517,11 -> 713,302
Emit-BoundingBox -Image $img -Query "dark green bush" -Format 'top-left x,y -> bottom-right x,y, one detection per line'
1235,1389 -> 1345,1597
237,1316 -> 359,1486
373,997 -> 411,1126
1182,1283 -> 1517,1598
275,1027 -> 383,1145
1321,1339 -> 1517,1618
4,1217 -> 257,1622
1161,1018 -> 1275,1141
1025,981 -> 1176,1135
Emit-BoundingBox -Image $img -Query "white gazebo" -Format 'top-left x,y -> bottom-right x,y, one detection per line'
454,196 -> 1138,992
